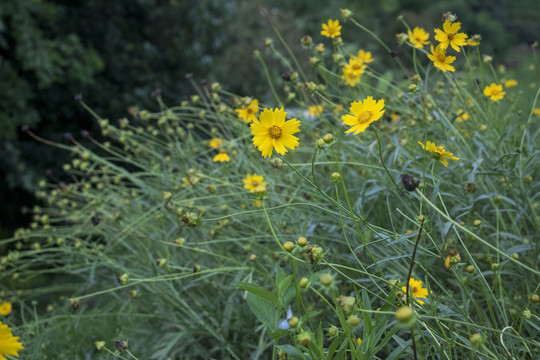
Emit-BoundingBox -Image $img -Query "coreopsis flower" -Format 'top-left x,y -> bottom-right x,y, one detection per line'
402,277 -> 429,305
407,27 -> 430,48
243,173 -> 267,192
354,49 -> 374,63
321,19 -> 342,39
434,19 -> 468,52
235,99 -> 259,123
483,83 -> 505,101
208,137 -> 223,149
345,57 -> 367,75
212,151 -> 230,162
418,140 -> 459,167
504,79 -> 518,88
250,108 -> 300,158
0,303 -> 11,317
455,109 -> 469,122
309,105 -> 323,117
0,321 -> 24,359
427,45 -> 456,72
342,97 -> 385,134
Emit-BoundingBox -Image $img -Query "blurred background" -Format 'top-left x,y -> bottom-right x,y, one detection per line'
1,0 -> 539,238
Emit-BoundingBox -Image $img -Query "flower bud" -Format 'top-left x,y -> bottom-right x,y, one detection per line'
309,57 -> 321,67
297,236 -> 308,247
327,325 -> 339,338
531,294 -> 539,303
297,332 -> 312,346
270,158 -> 283,169
396,306 -> 414,323
118,273 -> 129,285
395,33 -> 408,45
288,316 -> 299,328
336,295 -> 355,314
340,8 -> 352,20
283,241 -> 295,252
469,333 -> 484,348
94,341 -> 106,351
523,309 -> 532,319
264,37 -> 273,47
301,35 -> 313,47
410,74 -> 421,85
331,172 -> 341,182
491,263 -> 499,271
473,219 -> 482,227
253,185 -> 267,198
114,340 -> 128,352
323,133 -> 334,144
466,265 -> 475,273
320,273 -> 333,286
482,54 -> 492,63
317,138 -> 327,149
249,254 -> 257,261
348,315 -> 360,327
417,215 -> 426,222
465,182 -> 477,193
299,277 -> 309,288
408,84 -> 417,93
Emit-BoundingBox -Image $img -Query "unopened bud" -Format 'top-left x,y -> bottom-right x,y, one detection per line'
340,9 -> 352,20
283,241 -> 295,252
331,172 -> 341,182
288,316 -> 299,328
323,133 -> 334,144
348,315 -> 360,326
301,35 -> 313,47
396,306 -> 414,323
469,333 -> 484,348
299,277 -> 309,288
320,273 -> 333,286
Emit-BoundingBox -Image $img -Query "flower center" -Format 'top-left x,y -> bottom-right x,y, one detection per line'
491,89 -> 499,95
268,125 -> 282,139
352,63 -> 362,70
447,33 -> 454,40
357,111 -> 372,124
412,286 -> 418,293
247,108 -> 254,114
436,53 -> 445,62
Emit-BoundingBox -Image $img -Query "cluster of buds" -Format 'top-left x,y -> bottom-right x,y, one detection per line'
444,250 -> 461,270
305,245 -> 323,264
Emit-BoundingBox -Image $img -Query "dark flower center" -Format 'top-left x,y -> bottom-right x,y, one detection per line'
268,125 -> 282,139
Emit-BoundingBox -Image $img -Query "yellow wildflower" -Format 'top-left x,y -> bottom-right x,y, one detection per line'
321,19 -> 341,39
250,108 -> 300,158
235,99 -> 259,123
467,38 -> 480,46
354,50 -> 374,63
342,97 -> 385,135
504,79 -> 518,88
357,337 -> 362,345
483,83 -> 505,101
0,321 -> 24,359
212,151 -> 230,163
427,45 -> 456,72
434,19 -> 468,52
243,173 -> 267,192
455,109 -> 469,122
309,105 -> 323,117
407,27 -> 430,48
402,277 -> 429,305
418,140 -> 459,167
0,302 -> 11,316
534,108 -> 540,116
208,137 -> 223,149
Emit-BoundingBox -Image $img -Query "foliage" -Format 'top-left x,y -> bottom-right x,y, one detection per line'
2,4 -> 540,360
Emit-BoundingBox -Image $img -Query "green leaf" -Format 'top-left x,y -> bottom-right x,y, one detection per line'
246,293 -> 278,334
233,282 -> 280,306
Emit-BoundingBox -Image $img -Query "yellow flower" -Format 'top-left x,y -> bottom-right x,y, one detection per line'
534,108 -> 540,116
407,27 -> 430,48
455,109 -> 469,123
0,321 -> 24,359
341,97 -> 385,135
235,99 -> 259,123
434,19 -> 468,52
427,45 -> 456,72
390,113 -> 400,121
354,50 -> 374,63
316,43 -> 325,53
402,278 -> 429,305
345,57 -> 367,75
418,140 -> 459,167
208,137 -> 223,149
483,83 -> 505,101
212,151 -> 230,162
309,105 -> 323,117
321,19 -> 341,39
250,108 -> 301,158
357,337 -> 362,345
467,38 -> 480,46
0,303 -> 11,317
504,79 -> 518,88
243,173 -> 267,192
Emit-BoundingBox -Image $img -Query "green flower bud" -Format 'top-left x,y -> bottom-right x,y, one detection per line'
283,241 -> 295,252
396,306 -> 414,323
320,273 -> 333,286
